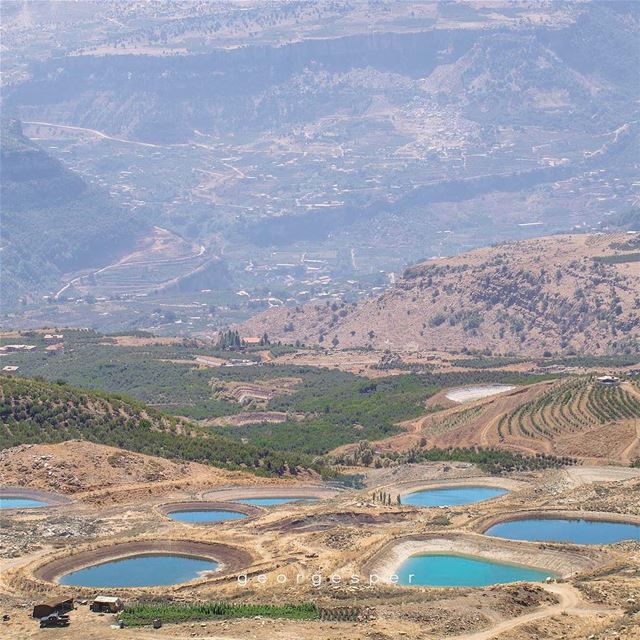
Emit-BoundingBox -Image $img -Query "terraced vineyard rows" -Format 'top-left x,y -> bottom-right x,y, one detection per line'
423,405 -> 484,438
497,378 -> 640,443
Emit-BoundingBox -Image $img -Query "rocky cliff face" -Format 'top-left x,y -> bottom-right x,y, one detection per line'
6,8 -> 635,144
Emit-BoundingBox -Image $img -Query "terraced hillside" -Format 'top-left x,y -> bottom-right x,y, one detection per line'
365,377 -> 640,465
497,379 -> 640,441
64,227 -> 226,300
492,378 -> 640,462
0,376 -> 321,477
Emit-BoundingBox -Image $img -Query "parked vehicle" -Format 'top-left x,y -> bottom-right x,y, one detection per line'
39,613 -> 70,628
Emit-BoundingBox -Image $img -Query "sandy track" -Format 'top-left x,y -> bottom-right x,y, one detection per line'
450,582 -> 615,640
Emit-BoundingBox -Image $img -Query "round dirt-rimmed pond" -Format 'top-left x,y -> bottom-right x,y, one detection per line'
35,540 -> 252,587
158,501 -> 260,523
479,510 -> 640,545
0,487 -> 70,510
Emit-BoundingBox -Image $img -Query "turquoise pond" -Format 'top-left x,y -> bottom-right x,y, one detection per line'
59,554 -> 218,587
0,497 -> 47,509
237,497 -> 318,506
485,518 -> 640,545
398,554 -> 552,587
168,510 -> 247,523
403,486 -> 508,508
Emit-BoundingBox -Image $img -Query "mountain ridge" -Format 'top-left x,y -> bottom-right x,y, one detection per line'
0,119 -> 147,308
240,233 -> 640,356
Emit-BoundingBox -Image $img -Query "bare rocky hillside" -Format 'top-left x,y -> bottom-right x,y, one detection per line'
241,233 -> 640,356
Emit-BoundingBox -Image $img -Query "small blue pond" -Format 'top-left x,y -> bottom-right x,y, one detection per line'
0,497 -> 47,509
59,554 -> 218,587
169,510 -> 247,523
237,497 -> 318,506
398,554 -> 552,587
403,486 -> 508,508
485,518 -> 640,545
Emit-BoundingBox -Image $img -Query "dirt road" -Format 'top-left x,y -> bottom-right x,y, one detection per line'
451,583 -> 616,640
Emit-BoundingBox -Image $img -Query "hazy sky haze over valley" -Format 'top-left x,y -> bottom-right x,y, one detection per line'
1,0 -> 638,337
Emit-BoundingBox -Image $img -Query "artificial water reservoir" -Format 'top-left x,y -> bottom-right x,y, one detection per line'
0,497 -> 47,509
59,554 -> 219,587
398,554 -> 552,587
168,509 -> 247,523
237,497 -> 318,506
403,486 -> 508,508
485,518 -> 640,545
445,385 -> 515,403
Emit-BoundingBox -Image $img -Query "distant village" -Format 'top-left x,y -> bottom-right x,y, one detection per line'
0,334 -> 65,374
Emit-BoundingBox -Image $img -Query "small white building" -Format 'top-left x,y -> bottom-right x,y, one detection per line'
2,366 -> 19,373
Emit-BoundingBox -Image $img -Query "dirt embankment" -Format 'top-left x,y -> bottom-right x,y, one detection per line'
0,441 -> 255,499
201,484 -> 340,502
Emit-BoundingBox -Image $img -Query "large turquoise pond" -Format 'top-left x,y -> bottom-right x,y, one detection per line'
403,486 -> 508,508
59,554 -> 219,587
168,510 -> 247,523
485,518 -> 640,545
398,554 -> 552,587
0,497 -> 47,509
237,497 -> 318,506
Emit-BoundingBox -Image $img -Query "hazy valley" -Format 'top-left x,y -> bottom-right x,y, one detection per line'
2,0 -> 638,336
